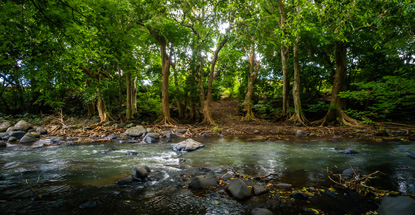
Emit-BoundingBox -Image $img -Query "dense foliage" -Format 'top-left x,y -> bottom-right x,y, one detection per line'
1,0 -> 414,124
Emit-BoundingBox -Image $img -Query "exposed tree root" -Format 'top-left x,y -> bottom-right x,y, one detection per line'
157,116 -> 178,127
289,112 -> 308,126
314,111 -> 360,126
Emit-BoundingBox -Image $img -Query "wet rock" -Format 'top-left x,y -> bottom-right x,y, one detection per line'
146,128 -> 154,133
7,136 -> 17,143
276,183 -> 292,189
202,133 -> 210,138
14,120 -> 32,131
173,139 -> 204,152
116,176 -> 135,185
68,142 -> 77,146
165,132 -> 177,139
125,126 -> 147,137
343,148 -> 359,154
30,132 -> 40,138
79,201 -> 99,209
227,179 -> 252,200
342,168 -> 365,175
296,130 -> 308,137
50,137 -> 66,145
19,133 -> 37,143
132,165 -> 151,180
189,171 -> 219,189
378,196 -> 415,215
252,208 -> 273,215
408,153 -> 415,160
175,128 -> 188,134
332,135 -> 342,139
253,185 -> 268,195
125,123 -> 135,128
289,192 -> 309,200
100,134 -> 107,138
107,134 -> 118,140
36,127 -> 47,135
10,131 -> 26,139
144,133 -> 160,143
126,151 -> 139,156
0,142 -> 6,148
127,140 -> 139,143
0,121 -> 12,132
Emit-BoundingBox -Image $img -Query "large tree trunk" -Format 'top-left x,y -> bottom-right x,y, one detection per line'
290,38 -> 308,125
117,69 -> 125,122
197,46 -> 208,123
159,40 -> 176,125
126,71 -> 132,119
200,37 -> 228,125
242,42 -> 260,121
278,1 -> 290,117
125,72 -> 137,119
132,75 -> 137,116
318,41 -> 358,126
96,87 -> 112,123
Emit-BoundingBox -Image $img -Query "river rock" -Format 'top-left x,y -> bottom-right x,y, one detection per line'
289,192 -> 309,200
296,130 -> 308,137
252,208 -> 273,215
132,165 -> 151,180
10,131 -> 26,139
276,183 -> 292,189
343,148 -> 359,154
36,127 -> 47,135
0,142 -> 6,148
408,153 -> 415,160
107,134 -> 118,140
50,137 -> 66,145
14,120 -> 32,131
7,136 -> 17,143
19,133 -> 37,143
126,151 -> 139,156
189,171 -> 219,189
30,132 -> 40,138
202,133 -> 210,138
144,133 -> 160,143
173,139 -> 204,152
227,179 -> 252,200
378,196 -> 415,215
165,132 -> 177,139
175,128 -> 188,134
146,128 -> 154,133
79,201 -> 99,209
253,185 -> 268,195
116,176 -> 135,185
0,121 -> 12,132
125,126 -> 147,137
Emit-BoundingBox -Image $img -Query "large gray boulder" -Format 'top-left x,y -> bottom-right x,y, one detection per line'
227,179 -> 252,200
173,139 -> 204,152
9,131 -> 26,139
0,121 -> 12,132
132,165 -> 151,180
125,126 -> 147,137
189,171 -> 219,189
19,133 -> 37,143
253,185 -> 268,195
378,196 -> 415,215
14,120 -> 32,131
144,133 -> 160,143
252,208 -> 273,215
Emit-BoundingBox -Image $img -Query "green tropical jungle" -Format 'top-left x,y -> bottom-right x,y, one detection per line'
1,0 -> 415,215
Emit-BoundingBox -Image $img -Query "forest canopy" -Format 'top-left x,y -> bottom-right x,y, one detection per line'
1,0 -> 414,125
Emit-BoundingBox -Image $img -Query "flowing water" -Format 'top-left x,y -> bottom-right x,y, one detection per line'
0,137 -> 414,214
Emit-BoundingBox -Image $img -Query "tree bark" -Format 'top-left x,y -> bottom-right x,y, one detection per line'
159,39 -> 176,125
242,42 -> 260,121
278,1 -> 290,117
318,41 -> 358,126
96,86 -> 112,123
289,38 -> 308,125
126,71 -> 132,119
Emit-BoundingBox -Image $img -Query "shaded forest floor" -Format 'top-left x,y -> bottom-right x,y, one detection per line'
35,98 -> 415,142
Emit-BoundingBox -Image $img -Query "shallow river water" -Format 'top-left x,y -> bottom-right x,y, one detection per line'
1,137 -> 414,214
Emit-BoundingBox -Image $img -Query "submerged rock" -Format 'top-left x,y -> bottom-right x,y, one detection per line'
116,176 -> 135,185
276,183 -> 292,189
227,179 -> 252,200
173,139 -> 204,152
408,153 -> 415,160
144,133 -> 160,143
0,142 -> 6,148
9,131 -> 26,139
343,148 -> 359,154
289,192 -> 309,200
378,196 -> 415,215
296,130 -> 308,137
253,185 -> 268,195
19,133 -> 37,143
252,208 -> 273,215
125,126 -> 147,137
132,165 -> 151,180
126,151 -> 139,156
79,201 -> 99,209
189,171 -> 219,189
